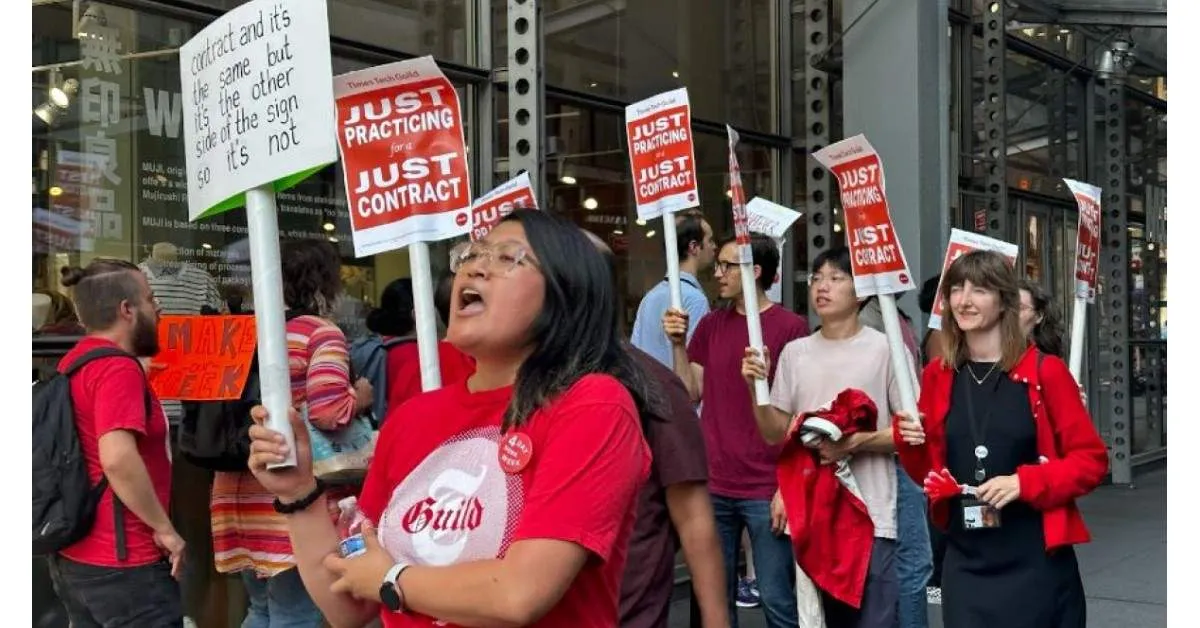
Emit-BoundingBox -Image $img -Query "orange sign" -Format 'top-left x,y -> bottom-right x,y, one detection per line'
149,315 -> 257,401
811,135 -> 913,297
625,88 -> 700,220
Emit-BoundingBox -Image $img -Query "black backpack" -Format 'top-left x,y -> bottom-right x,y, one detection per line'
33,347 -> 146,557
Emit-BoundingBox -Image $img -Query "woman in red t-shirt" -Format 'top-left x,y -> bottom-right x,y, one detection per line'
366,277 -> 476,412
246,209 -> 655,628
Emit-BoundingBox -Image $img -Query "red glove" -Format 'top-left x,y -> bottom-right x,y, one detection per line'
923,468 -> 963,503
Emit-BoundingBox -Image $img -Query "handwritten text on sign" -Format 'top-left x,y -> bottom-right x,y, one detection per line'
625,88 -> 700,220
180,0 -> 337,220
335,56 -> 472,257
812,135 -> 913,297
470,172 -> 538,242
1063,178 -> 1102,303
149,316 -> 257,400
927,229 -> 1019,330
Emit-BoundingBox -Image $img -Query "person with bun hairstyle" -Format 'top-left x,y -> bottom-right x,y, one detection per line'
245,210 -> 655,627
50,260 -> 184,627
893,250 -> 1108,627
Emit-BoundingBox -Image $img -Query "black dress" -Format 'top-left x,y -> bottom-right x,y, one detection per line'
940,361 -> 1086,628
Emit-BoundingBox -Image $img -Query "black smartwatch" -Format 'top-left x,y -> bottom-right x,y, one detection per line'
380,563 -> 410,613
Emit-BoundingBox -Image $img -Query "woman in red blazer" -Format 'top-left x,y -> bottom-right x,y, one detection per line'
893,250 -> 1108,628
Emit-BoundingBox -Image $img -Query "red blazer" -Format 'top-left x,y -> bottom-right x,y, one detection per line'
778,389 -> 878,609
892,345 -> 1109,550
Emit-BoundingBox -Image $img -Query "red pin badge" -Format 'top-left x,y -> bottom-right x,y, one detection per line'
499,432 -> 534,474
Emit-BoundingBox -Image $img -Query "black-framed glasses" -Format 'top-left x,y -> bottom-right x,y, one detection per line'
449,241 -> 538,275
714,259 -> 741,276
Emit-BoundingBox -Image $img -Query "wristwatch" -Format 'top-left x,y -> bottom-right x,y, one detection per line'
380,562 -> 411,613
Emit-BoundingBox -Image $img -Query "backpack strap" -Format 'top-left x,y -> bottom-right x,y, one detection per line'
62,345 -> 151,563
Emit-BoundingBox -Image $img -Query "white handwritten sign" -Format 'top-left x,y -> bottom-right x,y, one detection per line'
746,198 -> 802,303
180,0 -> 337,221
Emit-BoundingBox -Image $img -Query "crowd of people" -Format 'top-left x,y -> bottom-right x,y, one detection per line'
41,208 -> 1108,628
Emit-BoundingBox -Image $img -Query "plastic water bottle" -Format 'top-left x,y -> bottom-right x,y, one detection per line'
337,496 -> 367,558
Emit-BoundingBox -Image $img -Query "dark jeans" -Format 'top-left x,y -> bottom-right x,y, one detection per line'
821,538 -> 900,628
711,494 -> 798,628
47,556 -> 183,628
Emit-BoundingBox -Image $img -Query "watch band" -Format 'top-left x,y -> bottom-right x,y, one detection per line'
381,562 -> 411,613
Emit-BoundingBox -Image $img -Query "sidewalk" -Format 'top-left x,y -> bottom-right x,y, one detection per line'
671,464 -> 1167,627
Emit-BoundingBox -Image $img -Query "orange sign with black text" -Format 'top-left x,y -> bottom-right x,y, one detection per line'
812,135 -> 913,297
148,315 -> 257,401
335,56 -> 472,257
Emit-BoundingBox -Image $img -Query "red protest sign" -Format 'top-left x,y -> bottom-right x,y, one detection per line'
727,126 -> 753,259
1063,179 -> 1102,303
334,56 -> 472,257
927,229 -> 1019,330
811,135 -> 913,297
470,172 -> 538,242
625,88 -> 700,221
148,315 -> 257,401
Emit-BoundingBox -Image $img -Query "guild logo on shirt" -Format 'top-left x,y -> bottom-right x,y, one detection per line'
401,496 -> 484,534
379,427 -> 523,567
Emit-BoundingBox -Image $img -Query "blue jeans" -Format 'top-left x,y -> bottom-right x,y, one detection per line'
895,460 -> 933,628
712,495 -> 798,628
241,568 -> 324,628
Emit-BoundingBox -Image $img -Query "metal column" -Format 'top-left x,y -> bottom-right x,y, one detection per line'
802,0 -> 832,320
471,0 -> 496,192
1099,81 -> 1132,485
1047,71 -> 1069,180
777,0 -> 796,310
980,0 -> 1008,240
507,0 -> 546,202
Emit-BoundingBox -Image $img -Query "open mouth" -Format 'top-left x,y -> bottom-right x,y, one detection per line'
458,288 -> 485,315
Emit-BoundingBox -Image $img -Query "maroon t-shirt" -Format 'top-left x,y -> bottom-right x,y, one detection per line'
687,305 -> 810,500
620,347 -> 709,628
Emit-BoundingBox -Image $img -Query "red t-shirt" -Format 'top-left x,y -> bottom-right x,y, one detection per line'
384,339 -> 476,412
57,337 -> 173,567
358,374 -> 651,627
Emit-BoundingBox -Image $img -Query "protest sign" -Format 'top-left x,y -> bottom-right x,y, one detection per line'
1064,179 -> 1102,303
470,172 -> 538,242
927,229 -> 1019,330
179,0 -> 339,467
1063,178 -> 1103,381
625,88 -> 700,221
746,197 -> 802,303
811,135 -> 913,298
180,0 -> 337,220
149,315 -> 257,401
335,56 -> 472,257
728,126 -> 769,405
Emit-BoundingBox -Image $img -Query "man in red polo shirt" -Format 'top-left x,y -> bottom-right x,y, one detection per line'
50,259 -> 184,627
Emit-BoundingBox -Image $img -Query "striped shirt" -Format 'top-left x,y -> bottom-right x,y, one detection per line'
211,315 -> 359,577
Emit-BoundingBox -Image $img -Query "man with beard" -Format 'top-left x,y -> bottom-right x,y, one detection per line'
50,259 -> 184,627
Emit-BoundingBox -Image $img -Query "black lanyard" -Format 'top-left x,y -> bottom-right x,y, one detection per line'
961,363 -> 1003,482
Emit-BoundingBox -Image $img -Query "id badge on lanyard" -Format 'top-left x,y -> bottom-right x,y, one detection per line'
961,370 -> 1004,531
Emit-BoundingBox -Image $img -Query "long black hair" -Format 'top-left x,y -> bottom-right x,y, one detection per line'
366,278 -> 417,337
1020,279 -> 1065,358
496,209 -> 659,431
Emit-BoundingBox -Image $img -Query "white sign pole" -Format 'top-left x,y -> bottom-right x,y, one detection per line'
739,260 -> 771,405
244,186 -> 297,468
661,216 -> 684,310
878,294 -> 919,421
409,241 -> 443,392
1068,298 -> 1087,381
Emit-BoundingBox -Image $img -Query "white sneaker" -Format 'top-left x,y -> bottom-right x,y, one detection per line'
926,587 -> 942,605
183,617 -> 198,628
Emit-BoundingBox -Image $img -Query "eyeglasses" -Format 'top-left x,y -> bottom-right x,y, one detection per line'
449,241 -> 538,275
714,259 -> 741,276
808,272 -> 851,285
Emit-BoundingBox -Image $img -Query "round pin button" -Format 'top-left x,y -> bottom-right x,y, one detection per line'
974,445 -> 989,460
499,432 -> 534,474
